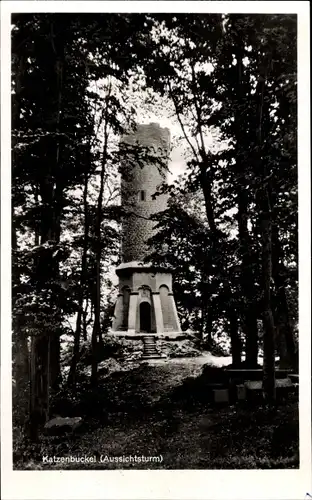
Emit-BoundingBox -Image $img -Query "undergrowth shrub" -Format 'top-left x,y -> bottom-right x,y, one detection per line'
156,339 -> 202,358
78,336 -> 144,365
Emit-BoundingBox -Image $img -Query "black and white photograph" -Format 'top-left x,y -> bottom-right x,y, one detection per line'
1,1 -> 311,499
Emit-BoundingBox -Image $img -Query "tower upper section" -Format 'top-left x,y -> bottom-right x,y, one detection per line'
121,123 -> 170,263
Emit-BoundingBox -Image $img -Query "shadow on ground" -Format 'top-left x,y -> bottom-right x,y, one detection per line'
14,360 -> 299,470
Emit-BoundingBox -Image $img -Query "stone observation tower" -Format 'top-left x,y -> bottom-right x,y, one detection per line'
111,123 -> 181,337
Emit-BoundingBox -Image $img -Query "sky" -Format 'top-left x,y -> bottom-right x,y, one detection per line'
134,101 -> 221,184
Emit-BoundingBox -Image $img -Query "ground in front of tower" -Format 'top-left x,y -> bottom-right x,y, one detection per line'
26,356 -> 299,471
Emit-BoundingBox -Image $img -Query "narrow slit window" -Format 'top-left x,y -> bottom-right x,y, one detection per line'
139,190 -> 146,201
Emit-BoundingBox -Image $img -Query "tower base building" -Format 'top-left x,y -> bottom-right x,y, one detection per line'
111,123 -> 182,339
112,262 -> 181,337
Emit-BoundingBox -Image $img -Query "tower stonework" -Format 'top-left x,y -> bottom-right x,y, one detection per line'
111,123 -> 182,337
121,123 -> 169,262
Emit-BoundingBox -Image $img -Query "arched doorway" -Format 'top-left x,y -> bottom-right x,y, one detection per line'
140,302 -> 151,333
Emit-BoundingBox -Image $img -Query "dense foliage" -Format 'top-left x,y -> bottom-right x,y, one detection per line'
11,13 -> 298,441
143,14 -> 298,399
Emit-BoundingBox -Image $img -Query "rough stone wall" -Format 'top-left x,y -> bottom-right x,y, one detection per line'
159,286 -> 180,332
117,271 -> 172,294
160,285 -> 171,331
132,272 -> 157,292
155,273 -> 172,293
121,123 -> 170,262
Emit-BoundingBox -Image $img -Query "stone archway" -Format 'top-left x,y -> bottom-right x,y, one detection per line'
139,301 -> 151,333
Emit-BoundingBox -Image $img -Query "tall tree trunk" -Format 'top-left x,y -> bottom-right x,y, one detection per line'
68,310 -> 83,387
29,335 -> 49,441
273,312 -> 288,367
244,312 -> 259,367
12,101 -> 30,429
37,180 -> 63,391
199,169 -> 218,235
228,307 -> 241,367
234,34 -> 259,368
12,54 -> 25,127
91,84 -> 111,386
271,224 -> 298,369
82,298 -> 89,341
12,328 -> 30,427
12,53 -> 25,251
48,24 -> 64,390
29,24 -> 65,436
255,56 -> 276,402
204,306 -> 213,345
200,281 -> 210,339
261,210 -> 276,402
237,187 -> 259,367
68,170 -> 90,387
12,191 -> 31,428
49,331 -> 60,391
34,184 -> 40,246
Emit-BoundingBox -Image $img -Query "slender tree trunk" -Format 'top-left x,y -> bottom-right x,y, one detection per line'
91,214 -> 105,386
12,52 -> 27,416
46,24 -> 65,391
271,224 -> 298,369
244,313 -> 259,367
199,170 -> 218,235
49,25 -> 64,388
273,313 -> 288,367
200,284 -> 209,339
68,170 -> 90,387
12,329 -> 30,427
11,52 -> 24,263
91,85 -> 111,386
83,299 -> 89,341
38,179 -> 63,391
228,307 -> 242,367
12,54 -> 25,126
11,205 -> 30,428
261,211 -> 276,401
34,184 -> 40,246
29,335 -> 49,441
68,311 -> 83,387
29,252 -> 52,436
237,189 -> 259,367
12,117 -> 31,429
205,307 -> 213,345
255,57 -> 276,402
234,36 -> 259,368
49,332 -> 60,391
12,194 -> 30,426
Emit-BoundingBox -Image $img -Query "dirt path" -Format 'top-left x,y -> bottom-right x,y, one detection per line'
145,353 -> 233,368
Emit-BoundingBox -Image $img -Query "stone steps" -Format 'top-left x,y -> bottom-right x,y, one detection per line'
142,335 -> 162,359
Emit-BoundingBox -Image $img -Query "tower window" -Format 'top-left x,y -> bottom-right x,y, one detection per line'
139,190 -> 146,201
